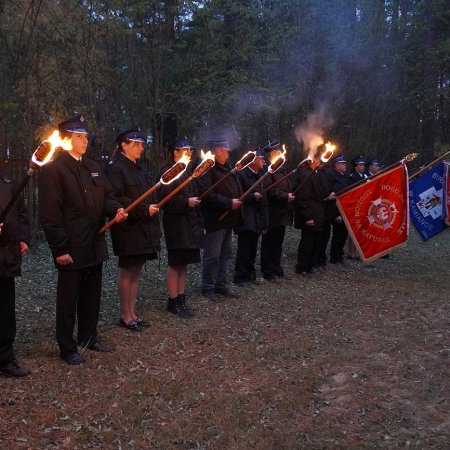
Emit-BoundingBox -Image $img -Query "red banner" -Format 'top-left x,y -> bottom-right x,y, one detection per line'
446,162 -> 450,226
336,162 -> 409,262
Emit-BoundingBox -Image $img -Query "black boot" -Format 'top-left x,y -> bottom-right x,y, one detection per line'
167,297 -> 190,318
178,294 -> 195,317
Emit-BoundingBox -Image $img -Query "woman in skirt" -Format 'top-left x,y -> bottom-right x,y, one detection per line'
105,128 -> 161,331
158,138 -> 204,318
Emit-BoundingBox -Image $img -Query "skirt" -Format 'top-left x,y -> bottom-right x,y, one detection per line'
118,253 -> 157,268
168,248 -> 201,267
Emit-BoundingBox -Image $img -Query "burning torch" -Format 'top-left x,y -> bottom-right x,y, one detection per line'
99,152 -> 192,234
292,142 -> 336,195
154,151 -> 216,210
198,151 -> 256,200
218,148 -> 287,221
261,156 -> 312,195
0,131 -> 70,225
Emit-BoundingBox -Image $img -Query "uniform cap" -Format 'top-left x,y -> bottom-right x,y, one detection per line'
206,136 -> 230,151
58,115 -> 89,134
332,155 -> 347,164
351,155 -> 366,166
115,127 -> 145,144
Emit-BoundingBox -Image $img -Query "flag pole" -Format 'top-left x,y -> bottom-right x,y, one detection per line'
334,153 -> 419,198
408,151 -> 450,182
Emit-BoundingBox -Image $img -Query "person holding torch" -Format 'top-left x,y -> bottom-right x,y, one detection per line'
197,136 -> 243,302
39,116 -> 128,365
105,128 -> 161,331
158,138 -> 204,317
0,170 -> 30,377
233,149 -> 268,287
260,142 -> 295,283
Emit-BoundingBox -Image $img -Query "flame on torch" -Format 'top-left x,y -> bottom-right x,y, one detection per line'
268,144 -> 287,173
193,150 -> 215,178
320,142 -> 336,163
160,151 -> 191,185
235,151 -> 256,170
31,130 -> 73,167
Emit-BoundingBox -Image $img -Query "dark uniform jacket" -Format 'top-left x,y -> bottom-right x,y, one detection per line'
105,153 -> 161,257
263,167 -> 293,228
348,170 -> 367,184
322,167 -> 351,220
197,161 -> 243,233
158,158 -> 204,250
0,171 -> 30,277
234,166 -> 268,234
39,151 -> 122,269
293,167 -> 328,231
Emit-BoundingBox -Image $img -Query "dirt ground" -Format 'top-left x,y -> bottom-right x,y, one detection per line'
1,227 -> 449,449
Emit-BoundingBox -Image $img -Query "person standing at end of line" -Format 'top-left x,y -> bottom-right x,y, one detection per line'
0,170 -> 31,377
39,115 -> 127,365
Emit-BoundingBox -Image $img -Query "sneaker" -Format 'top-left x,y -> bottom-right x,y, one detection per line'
0,360 -> 30,378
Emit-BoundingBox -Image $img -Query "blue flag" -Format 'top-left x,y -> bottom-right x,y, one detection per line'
409,162 -> 448,240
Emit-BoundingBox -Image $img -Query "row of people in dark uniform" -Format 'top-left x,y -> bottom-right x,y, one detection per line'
0,114 -> 382,376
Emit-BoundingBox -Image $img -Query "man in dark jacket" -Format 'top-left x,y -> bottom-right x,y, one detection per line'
0,171 -> 30,377
39,116 -> 127,365
293,160 -> 328,275
260,143 -> 295,282
319,155 -> 351,264
197,137 -> 242,301
233,150 -> 268,286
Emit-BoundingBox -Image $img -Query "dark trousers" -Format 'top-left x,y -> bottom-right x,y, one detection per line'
0,277 -> 16,363
202,228 -> 233,291
56,264 -> 102,357
318,219 -> 348,264
296,227 -> 322,273
261,226 -> 286,278
330,221 -> 348,262
234,230 -> 259,283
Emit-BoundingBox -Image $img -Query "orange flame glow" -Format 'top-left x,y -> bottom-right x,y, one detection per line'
320,142 -> 336,163
200,150 -> 215,162
268,144 -> 287,173
31,130 -> 72,166
160,151 -> 192,185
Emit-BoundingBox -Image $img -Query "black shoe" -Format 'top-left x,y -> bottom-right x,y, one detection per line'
88,342 -> 115,352
178,295 -> 195,316
0,361 -> 30,378
135,318 -> 150,328
215,286 -> 239,298
167,298 -> 191,318
62,353 -> 86,365
201,290 -> 221,302
119,318 -> 142,331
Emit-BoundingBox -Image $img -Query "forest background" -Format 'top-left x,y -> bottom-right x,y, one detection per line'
0,0 -> 449,228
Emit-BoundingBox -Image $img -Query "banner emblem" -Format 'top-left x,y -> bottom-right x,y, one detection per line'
367,197 -> 399,229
